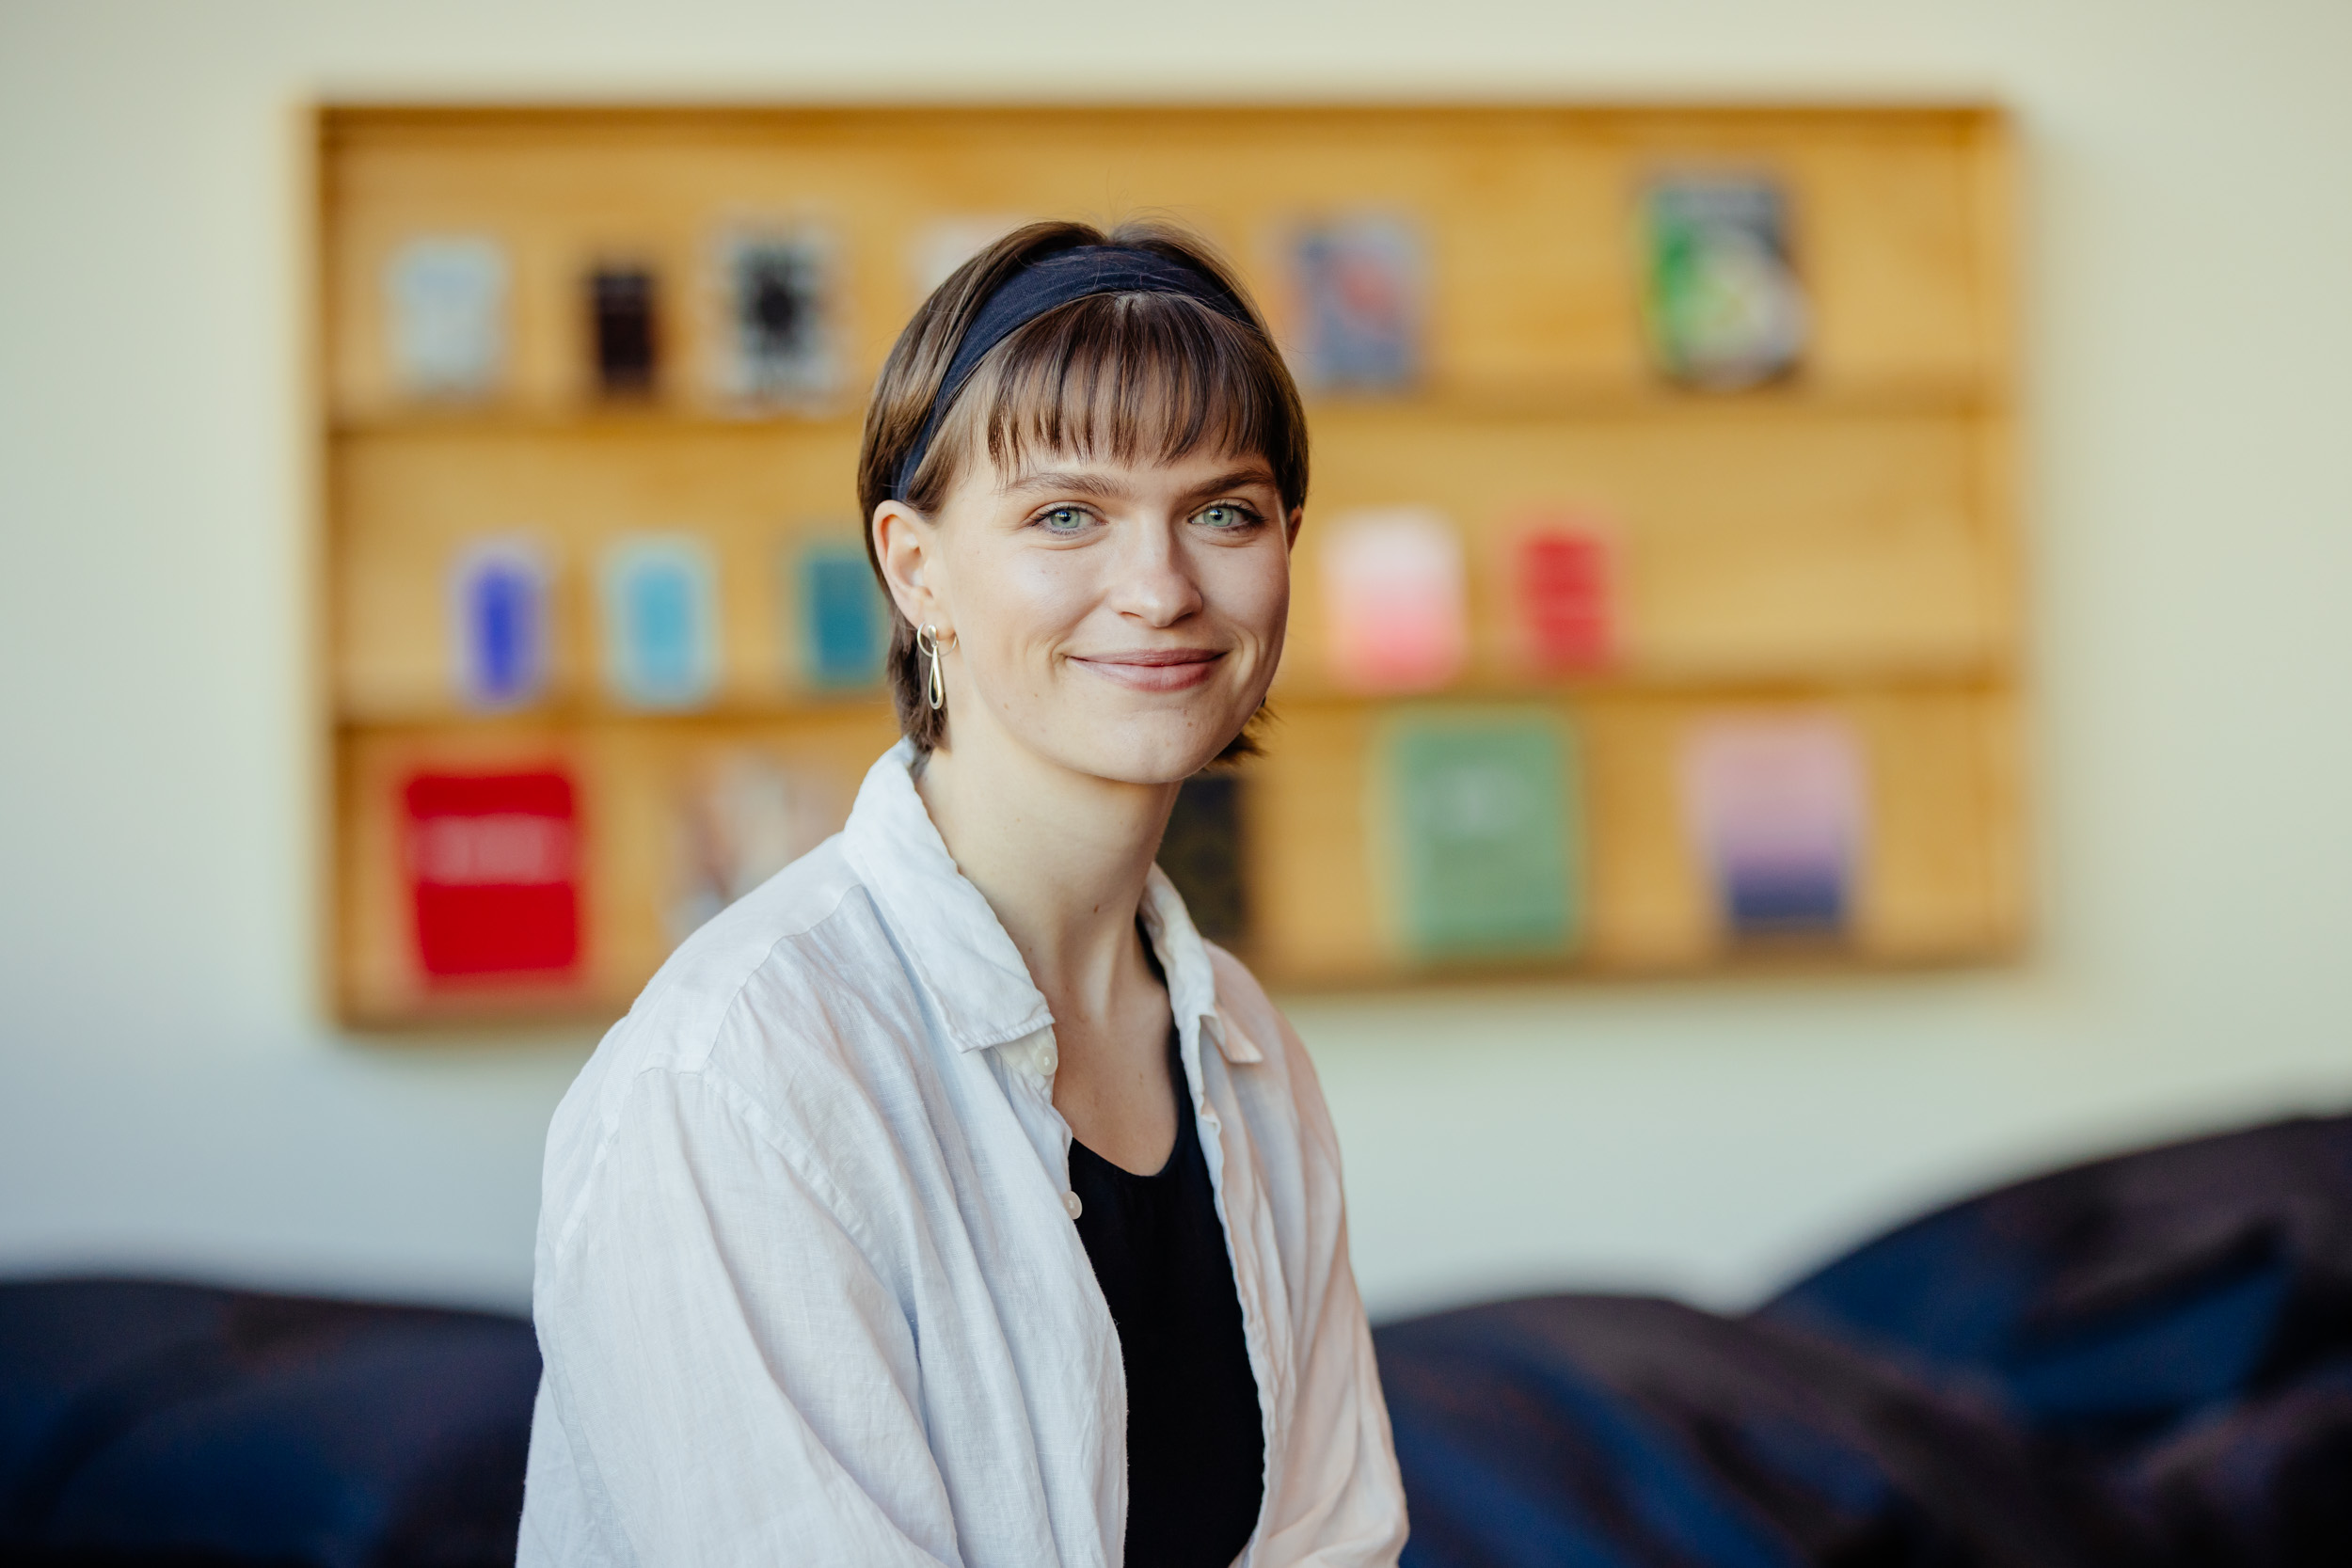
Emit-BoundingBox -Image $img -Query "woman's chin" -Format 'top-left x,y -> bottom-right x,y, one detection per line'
1049,707 -> 1248,786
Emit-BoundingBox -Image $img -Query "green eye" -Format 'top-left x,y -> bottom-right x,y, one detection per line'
1198,504 -> 1250,530
1041,507 -> 1089,533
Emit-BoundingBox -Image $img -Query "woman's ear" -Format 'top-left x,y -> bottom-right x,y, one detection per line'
872,500 -> 945,631
1284,506 -> 1304,550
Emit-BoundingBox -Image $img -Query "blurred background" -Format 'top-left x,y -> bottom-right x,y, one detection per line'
3,0 -> 2349,1341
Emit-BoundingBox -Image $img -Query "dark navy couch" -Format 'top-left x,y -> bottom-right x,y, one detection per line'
6,1115 -> 2347,1566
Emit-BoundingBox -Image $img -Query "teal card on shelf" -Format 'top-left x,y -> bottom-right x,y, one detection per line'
795,540 -> 887,690
601,534 -> 720,709
1380,708 -> 1580,961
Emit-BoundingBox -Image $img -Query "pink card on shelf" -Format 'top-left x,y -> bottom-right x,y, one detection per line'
1680,713 -> 1867,938
1320,508 -> 1469,693
1515,517 -> 1615,673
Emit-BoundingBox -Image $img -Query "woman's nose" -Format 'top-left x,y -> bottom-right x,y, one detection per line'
1108,523 -> 1205,626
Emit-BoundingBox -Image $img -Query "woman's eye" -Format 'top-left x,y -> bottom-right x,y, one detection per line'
1040,507 -> 1091,534
1196,503 -> 1255,531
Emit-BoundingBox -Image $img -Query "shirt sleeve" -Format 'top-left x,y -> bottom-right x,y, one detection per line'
526,1067 -> 962,1567
1251,1011 -> 1411,1568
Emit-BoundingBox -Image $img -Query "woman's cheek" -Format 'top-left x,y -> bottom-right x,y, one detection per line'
1212,546 -> 1291,646
1000,548 -> 1098,645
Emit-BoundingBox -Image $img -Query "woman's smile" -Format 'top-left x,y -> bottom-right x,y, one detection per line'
1068,646 -> 1225,691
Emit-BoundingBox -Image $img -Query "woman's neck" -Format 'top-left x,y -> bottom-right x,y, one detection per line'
914,732 -> 1178,1023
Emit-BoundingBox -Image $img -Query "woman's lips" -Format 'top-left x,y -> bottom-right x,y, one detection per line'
1071,648 -> 1225,692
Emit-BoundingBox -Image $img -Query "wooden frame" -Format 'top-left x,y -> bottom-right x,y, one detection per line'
318,103 -> 2023,1025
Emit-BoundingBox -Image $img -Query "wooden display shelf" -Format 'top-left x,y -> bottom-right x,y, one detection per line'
326,373 -> 1997,437
318,101 -> 2024,1026
330,407 -> 2010,716
1243,684 -> 2023,988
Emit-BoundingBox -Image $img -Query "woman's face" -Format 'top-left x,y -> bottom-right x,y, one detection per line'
879,443 -> 1296,786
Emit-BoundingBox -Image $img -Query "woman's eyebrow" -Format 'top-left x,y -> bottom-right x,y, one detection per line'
1179,467 -> 1280,502
998,469 -> 1127,499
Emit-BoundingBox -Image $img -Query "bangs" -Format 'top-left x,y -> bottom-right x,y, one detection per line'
908,291 -> 1308,513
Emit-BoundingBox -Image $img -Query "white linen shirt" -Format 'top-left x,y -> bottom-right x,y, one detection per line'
519,741 -> 1407,1567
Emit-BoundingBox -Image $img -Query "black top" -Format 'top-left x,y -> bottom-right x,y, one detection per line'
1068,1028 -> 1265,1568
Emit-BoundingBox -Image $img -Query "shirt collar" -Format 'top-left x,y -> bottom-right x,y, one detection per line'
839,741 -> 1253,1064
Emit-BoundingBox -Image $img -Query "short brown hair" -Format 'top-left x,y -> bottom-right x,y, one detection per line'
857,217 -> 1308,757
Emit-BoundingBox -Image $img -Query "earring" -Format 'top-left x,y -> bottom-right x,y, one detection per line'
916,624 -> 946,711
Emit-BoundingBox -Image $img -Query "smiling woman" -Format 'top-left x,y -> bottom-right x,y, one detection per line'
862,221 -> 1309,765
521,219 -> 1408,1568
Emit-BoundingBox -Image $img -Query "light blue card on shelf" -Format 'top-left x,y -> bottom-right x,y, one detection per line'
601,534 -> 720,709
1379,707 -> 1581,962
385,235 -> 508,398
795,539 -> 887,691
447,536 -> 549,709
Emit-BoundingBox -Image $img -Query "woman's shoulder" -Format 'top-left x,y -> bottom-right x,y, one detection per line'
1201,941 -> 1284,1053
1200,941 -> 1334,1114
547,836 -> 929,1165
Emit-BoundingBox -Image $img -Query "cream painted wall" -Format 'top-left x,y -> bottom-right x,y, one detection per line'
3,0 -> 2349,1320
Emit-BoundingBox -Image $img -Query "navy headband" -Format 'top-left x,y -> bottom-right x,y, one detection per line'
891,245 -> 1255,502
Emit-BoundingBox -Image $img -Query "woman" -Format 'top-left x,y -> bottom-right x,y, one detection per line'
521,219 -> 1407,1567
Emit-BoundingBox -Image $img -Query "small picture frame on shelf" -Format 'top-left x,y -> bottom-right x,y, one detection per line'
1511,514 -> 1618,675
1281,214 -> 1426,393
1680,712 -> 1867,941
1376,708 -> 1581,963
1321,507 -> 1469,693
666,749 -> 844,942
600,533 -> 722,709
1157,773 -> 1250,951
447,536 -> 550,710
384,235 -> 508,400
402,768 -> 582,984
791,537 -> 888,692
905,214 -> 1029,303
588,262 -> 660,398
1638,173 -> 1809,390
713,224 -> 839,407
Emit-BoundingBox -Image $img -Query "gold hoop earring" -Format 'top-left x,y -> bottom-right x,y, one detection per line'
916,624 -> 946,712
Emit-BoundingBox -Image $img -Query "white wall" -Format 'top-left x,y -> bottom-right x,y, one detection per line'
3,0 -> 2348,1321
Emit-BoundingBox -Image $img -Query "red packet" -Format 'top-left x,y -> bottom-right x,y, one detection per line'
402,768 -> 581,983
1518,519 -> 1614,673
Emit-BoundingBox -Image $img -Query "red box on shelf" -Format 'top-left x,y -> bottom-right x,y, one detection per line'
1518,523 -> 1615,673
402,768 -> 581,983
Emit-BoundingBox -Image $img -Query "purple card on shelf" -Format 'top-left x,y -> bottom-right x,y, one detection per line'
1681,713 -> 1867,939
447,537 -> 549,710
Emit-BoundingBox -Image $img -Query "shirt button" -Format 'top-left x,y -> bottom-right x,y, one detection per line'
1061,1190 -> 1084,1220
1037,1044 -> 1057,1075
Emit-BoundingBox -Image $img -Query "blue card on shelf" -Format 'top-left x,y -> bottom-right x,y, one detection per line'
795,540 -> 886,690
1380,707 -> 1581,962
448,538 -> 548,709
601,534 -> 720,709
1287,214 -> 1425,393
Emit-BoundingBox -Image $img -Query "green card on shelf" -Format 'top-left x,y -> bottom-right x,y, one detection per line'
1380,708 -> 1581,962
